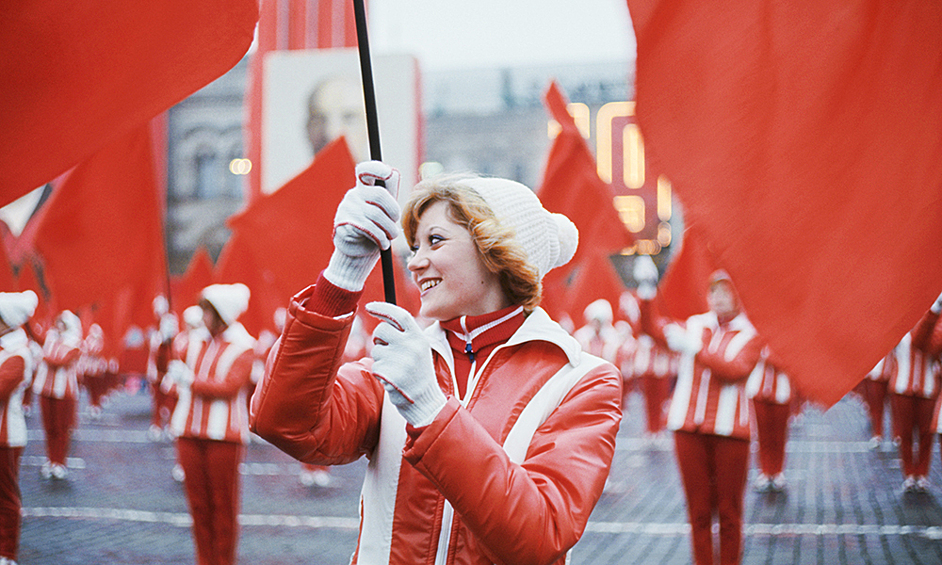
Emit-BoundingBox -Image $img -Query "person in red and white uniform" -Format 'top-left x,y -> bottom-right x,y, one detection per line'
250,163 -> 622,565
32,310 -> 82,480
746,347 -> 794,492
79,324 -> 109,420
892,294 -> 942,493
574,299 -> 620,364
146,296 -> 179,441
635,257 -> 761,565
0,291 -> 38,565
166,284 -> 255,565
863,351 -> 895,450
616,290 -> 675,439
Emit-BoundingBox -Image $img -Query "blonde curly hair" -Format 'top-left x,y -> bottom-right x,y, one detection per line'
402,175 -> 542,312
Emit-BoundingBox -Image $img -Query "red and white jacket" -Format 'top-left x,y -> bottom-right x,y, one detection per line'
615,318 -> 675,381
641,301 -> 761,440
746,348 -> 792,405
0,329 -> 34,447
170,323 -> 255,444
251,284 -> 623,565
889,311 -> 940,399
32,327 -> 81,400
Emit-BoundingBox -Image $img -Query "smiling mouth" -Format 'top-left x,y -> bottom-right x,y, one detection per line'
421,279 -> 441,292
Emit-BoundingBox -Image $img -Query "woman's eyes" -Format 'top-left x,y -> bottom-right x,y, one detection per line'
409,235 -> 445,255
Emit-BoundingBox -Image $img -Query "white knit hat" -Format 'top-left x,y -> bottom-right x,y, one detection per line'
200,283 -> 250,326
584,298 -> 613,325
462,178 -> 578,279
0,291 -> 38,328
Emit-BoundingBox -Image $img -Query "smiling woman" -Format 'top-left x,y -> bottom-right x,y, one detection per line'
250,161 -> 624,565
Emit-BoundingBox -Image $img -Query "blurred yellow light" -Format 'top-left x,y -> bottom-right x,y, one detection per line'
229,158 -> 252,175
657,175 -> 672,221
623,124 -> 645,188
657,222 -> 672,246
547,103 -> 591,139
614,194 -> 645,233
597,101 -> 634,183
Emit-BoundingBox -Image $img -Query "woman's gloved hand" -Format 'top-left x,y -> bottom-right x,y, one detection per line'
324,161 -> 401,292
366,301 -> 446,427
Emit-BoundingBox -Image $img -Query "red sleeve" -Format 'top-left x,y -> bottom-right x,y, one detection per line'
696,333 -> 763,383
191,349 -> 254,399
250,284 -> 384,465
0,356 -> 26,401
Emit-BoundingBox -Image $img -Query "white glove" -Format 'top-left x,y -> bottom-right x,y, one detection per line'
633,255 -> 659,300
166,360 -> 194,388
324,161 -> 401,292
159,313 -> 179,342
366,301 -> 446,427
664,324 -> 702,356
932,291 -> 942,314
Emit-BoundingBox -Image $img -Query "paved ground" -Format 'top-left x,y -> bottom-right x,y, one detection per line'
16,383 -> 942,564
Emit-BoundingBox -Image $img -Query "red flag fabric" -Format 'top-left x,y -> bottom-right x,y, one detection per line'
220,138 -> 356,334
627,1 -> 942,405
170,247 -> 216,313
565,253 -> 627,327
33,125 -> 168,344
0,226 -> 18,293
657,226 -> 719,322
16,259 -> 50,329
0,0 -> 258,205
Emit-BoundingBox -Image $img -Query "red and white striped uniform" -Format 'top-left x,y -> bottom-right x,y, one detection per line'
642,304 -> 762,440
746,352 -> 792,405
32,328 -> 81,400
170,324 -> 255,443
0,329 -> 34,447
890,331 -> 939,399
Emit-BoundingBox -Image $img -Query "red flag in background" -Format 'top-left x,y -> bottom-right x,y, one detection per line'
0,232 -> 17,293
627,1 -> 942,405
33,125 -> 168,345
16,260 -> 51,330
566,253 -> 628,328
657,226 -> 719,322
245,0 -> 360,202
1,0 -> 258,205
219,138 -> 356,335
538,81 -> 633,323
170,246 -> 216,313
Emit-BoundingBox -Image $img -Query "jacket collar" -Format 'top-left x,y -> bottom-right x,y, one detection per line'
427,307 -> 583,368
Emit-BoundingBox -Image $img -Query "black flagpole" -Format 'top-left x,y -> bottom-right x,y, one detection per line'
353,0 -> 396,305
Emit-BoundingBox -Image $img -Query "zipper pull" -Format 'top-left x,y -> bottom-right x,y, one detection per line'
465,342 -> 475,363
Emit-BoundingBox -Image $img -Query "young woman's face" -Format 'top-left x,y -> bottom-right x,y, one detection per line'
407,200 -> 510,321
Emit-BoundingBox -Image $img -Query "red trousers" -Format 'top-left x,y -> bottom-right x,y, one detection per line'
150,381 -> 177,429
890,393 -> 936,477
0,446 -> 22,560
639,375 -> 670,434
178,437 -> 243,565
862,379 -> 888,438
752,399 -> 790,477
674,431 -> 750,565
39,395 -> 76,465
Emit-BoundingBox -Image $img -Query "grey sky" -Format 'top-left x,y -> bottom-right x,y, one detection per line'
370,0 -> 636,71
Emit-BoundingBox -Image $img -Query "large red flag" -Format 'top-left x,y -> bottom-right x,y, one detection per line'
627,1 -> 942,405
565,252 -> 627,327
0,0 -> 258,205
33,125 -> 168,343
219,138 -> 356,334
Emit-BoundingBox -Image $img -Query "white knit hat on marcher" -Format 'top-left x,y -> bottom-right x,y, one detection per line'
0,291 -> 38,328
462,178 -> 578,279
200,283 -> 250,326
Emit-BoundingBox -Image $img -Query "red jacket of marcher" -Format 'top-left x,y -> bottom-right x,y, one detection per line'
32,328 -> 81,399
890,310 -> 940,399
170,323 -> 255,444
250,285 -> 623,565
641,300 -> 761,440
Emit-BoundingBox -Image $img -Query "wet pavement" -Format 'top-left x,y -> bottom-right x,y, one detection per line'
17,384 -> 942,564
